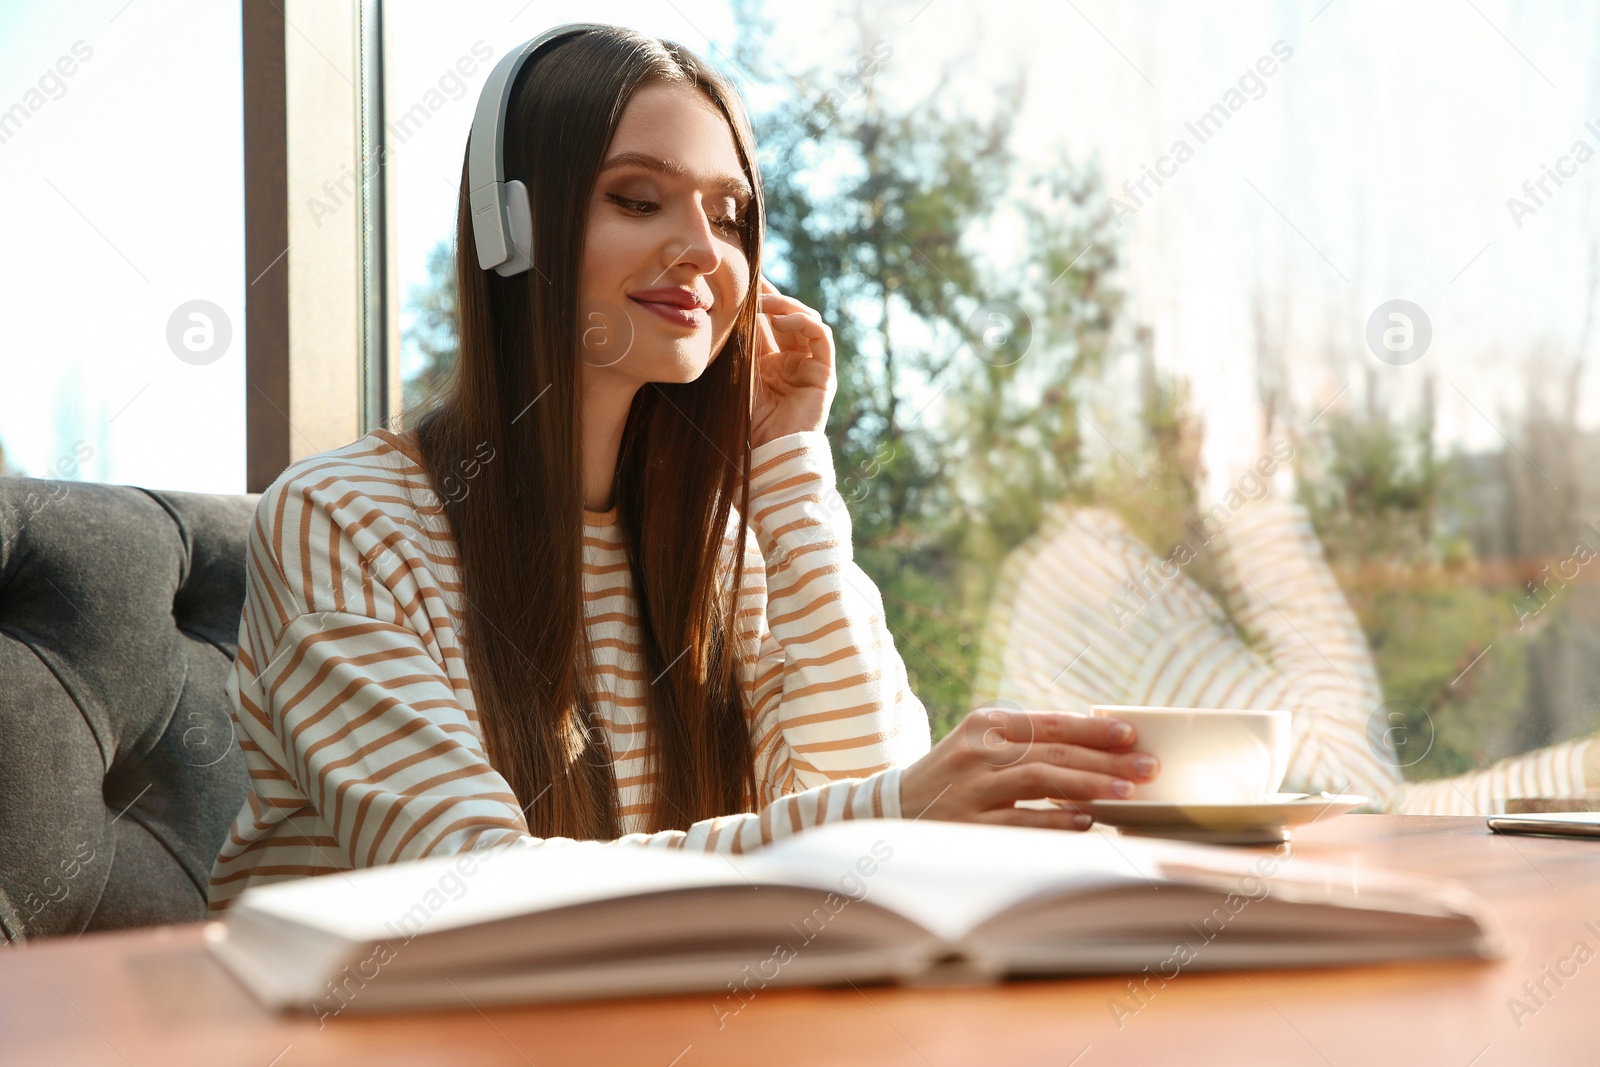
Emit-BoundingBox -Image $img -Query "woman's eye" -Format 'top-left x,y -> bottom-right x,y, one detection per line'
608,194 -> 656,215
609,193 -> 743,235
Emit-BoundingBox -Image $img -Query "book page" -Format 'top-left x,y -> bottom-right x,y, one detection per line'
737,819 -> 1164,942
234,840 -> 764,942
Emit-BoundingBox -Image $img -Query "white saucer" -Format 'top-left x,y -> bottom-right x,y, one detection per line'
1069,792 -> 1370,845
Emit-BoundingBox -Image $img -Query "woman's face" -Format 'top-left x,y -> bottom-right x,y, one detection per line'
578,80 -> 754,388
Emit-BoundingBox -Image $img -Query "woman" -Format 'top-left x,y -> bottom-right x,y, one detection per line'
207,26 -> 1156,912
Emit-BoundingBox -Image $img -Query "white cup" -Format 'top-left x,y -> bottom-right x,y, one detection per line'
1090,705 -> 1292,803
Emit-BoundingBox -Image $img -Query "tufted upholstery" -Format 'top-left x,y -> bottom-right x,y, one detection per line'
0,477 -> 256,941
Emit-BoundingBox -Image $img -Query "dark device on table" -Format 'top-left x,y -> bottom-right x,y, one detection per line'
1487,812 -> 1600,840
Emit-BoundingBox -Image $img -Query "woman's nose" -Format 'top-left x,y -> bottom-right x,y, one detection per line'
660,201 -> 723,276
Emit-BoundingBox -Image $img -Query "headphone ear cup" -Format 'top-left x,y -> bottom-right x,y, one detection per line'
494,179 -> 534,277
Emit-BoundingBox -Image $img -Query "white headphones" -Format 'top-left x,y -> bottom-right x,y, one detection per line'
468,23 -> 611,277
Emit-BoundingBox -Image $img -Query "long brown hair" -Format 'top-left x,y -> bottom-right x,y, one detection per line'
410,27 -> 764,840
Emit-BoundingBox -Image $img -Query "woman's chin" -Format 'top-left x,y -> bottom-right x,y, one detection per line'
640,347 -> 715,385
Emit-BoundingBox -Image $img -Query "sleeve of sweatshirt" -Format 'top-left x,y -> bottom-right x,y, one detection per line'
1207,499 -> 1406,802
1213,501 -> 1599,813
733,431 -> 934,811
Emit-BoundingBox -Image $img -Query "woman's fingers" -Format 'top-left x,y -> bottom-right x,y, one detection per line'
975,761 -> 1138,806
758,291 -> 822,320
988,740 -> 1158,782
899,704 -> 1163,829
966,706 -> 1138,751
754,284 -> 832,360
758,301 -> 827,341
760,309 -> 826,335
756,309 -> 832,366
965,737 -> 1135,778
949,706 -> 1157,804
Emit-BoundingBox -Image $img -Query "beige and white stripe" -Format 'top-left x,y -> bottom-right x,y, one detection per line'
207,428 -> 932,912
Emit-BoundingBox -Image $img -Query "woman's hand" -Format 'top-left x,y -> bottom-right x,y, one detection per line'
897,707 -> 1159,830
750,275 -> 836,449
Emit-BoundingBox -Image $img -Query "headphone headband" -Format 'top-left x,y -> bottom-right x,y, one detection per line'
467,22 -> 611,276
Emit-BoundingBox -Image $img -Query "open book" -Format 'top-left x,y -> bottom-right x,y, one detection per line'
205,818 -> 1501,1016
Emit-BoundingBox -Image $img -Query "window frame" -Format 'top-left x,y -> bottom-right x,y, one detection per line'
241,0 -> 399,493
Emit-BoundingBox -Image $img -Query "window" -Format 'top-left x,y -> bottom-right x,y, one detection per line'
0,1 -> 245,491
375,2 -> 1600,789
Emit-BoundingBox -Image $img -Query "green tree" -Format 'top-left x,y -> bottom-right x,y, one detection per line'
736,0 -> 1144,734
401,239 -> 459,419
400,4 -> 1159,738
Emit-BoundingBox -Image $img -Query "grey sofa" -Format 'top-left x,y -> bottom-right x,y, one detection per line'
0,477 -> 256,941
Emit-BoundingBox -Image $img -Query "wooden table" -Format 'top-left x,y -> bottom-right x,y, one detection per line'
2,815 -> 1597,1066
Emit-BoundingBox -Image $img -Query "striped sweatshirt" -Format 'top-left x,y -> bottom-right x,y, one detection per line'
975,498 -> 1596,815
207,428 -> 933,913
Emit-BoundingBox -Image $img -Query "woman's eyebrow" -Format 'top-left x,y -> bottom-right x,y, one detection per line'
599,151 -> 752,204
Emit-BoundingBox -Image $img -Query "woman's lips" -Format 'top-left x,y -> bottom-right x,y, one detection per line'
629,296 -> 705,329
